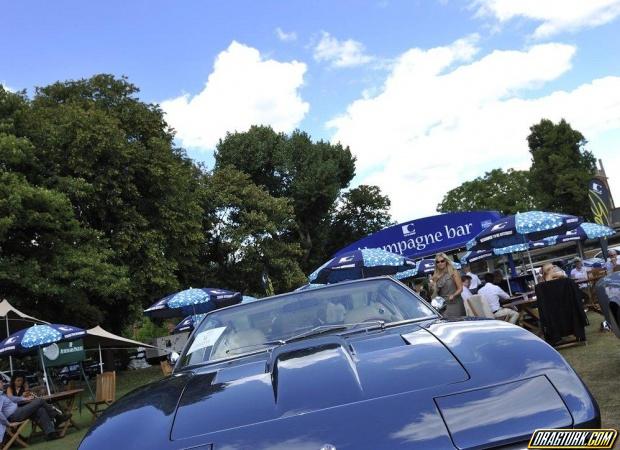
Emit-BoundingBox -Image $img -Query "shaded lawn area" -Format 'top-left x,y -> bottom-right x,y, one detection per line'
26,366 -> 162,450
25,313 -> 620,450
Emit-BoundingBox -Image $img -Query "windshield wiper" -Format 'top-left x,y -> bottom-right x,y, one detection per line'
284,320 -> 387,343
382,317 -> 432,329
225,339 -> 286,355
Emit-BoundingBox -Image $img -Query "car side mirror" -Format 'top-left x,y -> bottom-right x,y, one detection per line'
167,351 -> 180,367
431,297 -> 447,313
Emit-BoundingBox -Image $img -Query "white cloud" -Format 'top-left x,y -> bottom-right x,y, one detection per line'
313,31 -> 373,68
275,27 -> 297,42
473,0 -> 620,38
1,82 -> 14,92
328,37 -> 620,221
162,41 -> 309,150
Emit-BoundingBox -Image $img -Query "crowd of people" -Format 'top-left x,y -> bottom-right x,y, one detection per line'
411,248 -> 620,324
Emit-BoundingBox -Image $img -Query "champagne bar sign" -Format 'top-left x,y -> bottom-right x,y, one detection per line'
333,211 -> 502,260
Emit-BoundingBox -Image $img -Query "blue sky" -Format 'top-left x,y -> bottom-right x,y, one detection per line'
2,0 -> 620,220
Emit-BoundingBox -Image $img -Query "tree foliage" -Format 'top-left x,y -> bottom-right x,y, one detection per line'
202,166 -> 306,295
437,169 -> 537,215
527,119 -> 596,218
0,78 -> 392,331
215,126 -> 357,269
326,185 -> 393,257
1,77 -> 204,329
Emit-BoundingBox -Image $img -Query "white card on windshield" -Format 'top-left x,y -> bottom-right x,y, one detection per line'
187,326 -> 226,355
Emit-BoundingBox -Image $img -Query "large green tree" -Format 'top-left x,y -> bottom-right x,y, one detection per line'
437,169 -> 537,215
0,77 -> 205,330
214,126 -> 356,270
0,138 -> 129,326
202,166 -> 306,294
326,185 -> 392,257
527,119 -> 596,218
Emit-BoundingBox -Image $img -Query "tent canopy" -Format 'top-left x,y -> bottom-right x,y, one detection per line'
0,299 -> 48,323
0,299 -> 48,340
84,326 -> 154,349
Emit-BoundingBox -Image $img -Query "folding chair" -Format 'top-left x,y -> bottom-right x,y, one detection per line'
465,295 -> 518,323
85,372 -> 116,423
464,295 -> 495,319
2,420 -> 30,450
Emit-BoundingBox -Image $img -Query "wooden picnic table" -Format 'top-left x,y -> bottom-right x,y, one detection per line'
39,388 -> 84,437
502,293 -> 540,335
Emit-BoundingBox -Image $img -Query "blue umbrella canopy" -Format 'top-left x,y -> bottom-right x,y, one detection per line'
460,249 -> 496,264
144,288 -> 242,318
415,258 -> 462,275
0,323 -> 86,356
492,237 -> 557,255
171,295 -> 258,334
308,249 -> 417,284
467,211 -> 582,251
551,222 -> 615,244
172,314 -> 207,335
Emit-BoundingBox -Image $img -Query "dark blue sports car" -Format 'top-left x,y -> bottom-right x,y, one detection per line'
79,277 -> 600,450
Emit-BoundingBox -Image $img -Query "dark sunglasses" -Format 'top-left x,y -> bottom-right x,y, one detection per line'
435,259 -> 446,264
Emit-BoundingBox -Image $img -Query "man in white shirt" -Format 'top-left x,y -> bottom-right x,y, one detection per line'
461,275 -> 473,302
464,265 -> 481,293
478,273 -> 519,324
570,258 -> 589,289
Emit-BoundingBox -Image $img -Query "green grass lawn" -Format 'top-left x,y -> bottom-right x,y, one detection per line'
558,312 -> 620,432
25,366 -> 163,450
23,314 -> 620,450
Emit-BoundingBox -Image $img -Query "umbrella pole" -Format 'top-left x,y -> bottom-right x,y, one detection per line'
39,348 -> 51,396
98,344 -> 104,374
526,249 -> 535,277
5,317 -> 13,375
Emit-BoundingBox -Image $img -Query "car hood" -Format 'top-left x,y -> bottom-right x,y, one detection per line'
81,320 -> 596,450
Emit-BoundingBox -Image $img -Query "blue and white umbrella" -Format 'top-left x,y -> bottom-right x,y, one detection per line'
492,237 -> 557,255
0,323 -> 86,395
172,314 -> 207,335
171,295 -> 259,334
144,288 -> 242,318
467,211 -> 582,251
550,222 -> 615,244
415,258 -> 462,275
308,249 -> 417,284
460,249 -> 496,265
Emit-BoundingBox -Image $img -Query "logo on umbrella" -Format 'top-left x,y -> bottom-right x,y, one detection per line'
401,223 -> 416,237
491,222 -> 507,231
338,255 -> 355,263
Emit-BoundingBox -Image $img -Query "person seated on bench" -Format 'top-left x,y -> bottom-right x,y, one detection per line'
6,374 -> 29,398
0,379 -> 70,442
478,273 -> 519,324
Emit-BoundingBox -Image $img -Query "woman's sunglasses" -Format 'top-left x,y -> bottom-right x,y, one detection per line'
435,259 -> 446,264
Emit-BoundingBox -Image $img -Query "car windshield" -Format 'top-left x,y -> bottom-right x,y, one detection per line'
179,278 -> 436,368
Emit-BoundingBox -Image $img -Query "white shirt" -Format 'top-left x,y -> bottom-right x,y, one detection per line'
461,286 -> 473,302
466,272 -> 481,290
478,282 -> 510,312
570,267 -> 589,286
